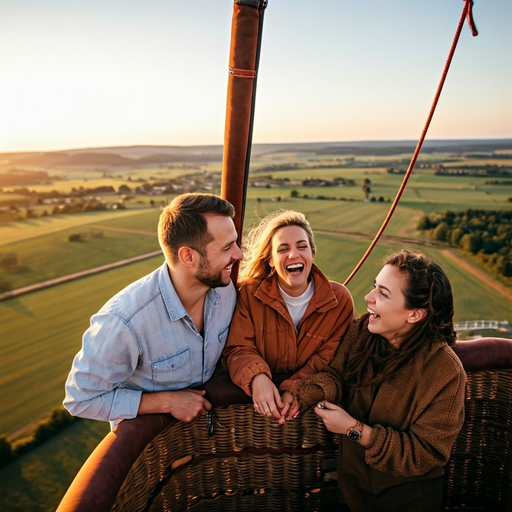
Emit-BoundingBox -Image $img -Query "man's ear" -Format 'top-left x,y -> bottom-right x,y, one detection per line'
177,246 -> 197,268
407,308 -> 427,324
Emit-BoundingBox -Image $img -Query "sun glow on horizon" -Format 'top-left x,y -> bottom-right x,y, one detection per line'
1,0 -> 510,154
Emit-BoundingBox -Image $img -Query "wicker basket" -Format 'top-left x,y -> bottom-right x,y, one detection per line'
112,369 -> 512,512
442,369 -> 512,511
113,405 -> 338,512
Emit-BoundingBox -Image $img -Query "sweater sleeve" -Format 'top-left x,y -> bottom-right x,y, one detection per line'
297,318 -> 360,412
221,286 -> 272,396
280,284 -> 354,395
365,351 -> 467,477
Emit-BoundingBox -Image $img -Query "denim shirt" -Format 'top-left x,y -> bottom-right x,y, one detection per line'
63,262 -> 236,424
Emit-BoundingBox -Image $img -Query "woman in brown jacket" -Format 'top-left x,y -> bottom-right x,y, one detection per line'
222,210 -> 354,423
298,250 -> 466,512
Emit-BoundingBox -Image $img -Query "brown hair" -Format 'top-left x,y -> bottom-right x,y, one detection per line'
158,193 -> 235,264
238,210 -> 316,284
345,249 -> 456,389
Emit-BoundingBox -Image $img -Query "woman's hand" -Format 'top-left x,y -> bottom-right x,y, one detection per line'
278,391 -> 299,424
251,373 -> 284,420
314,400 -> 353,434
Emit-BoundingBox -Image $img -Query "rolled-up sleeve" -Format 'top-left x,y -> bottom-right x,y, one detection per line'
63,312 -> 143,422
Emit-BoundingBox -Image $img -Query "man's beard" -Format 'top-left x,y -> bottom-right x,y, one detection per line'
195,255 -> 231,288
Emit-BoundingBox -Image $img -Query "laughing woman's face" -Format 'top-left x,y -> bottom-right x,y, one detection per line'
269,225 -> 313,297
364,264 -> 425,347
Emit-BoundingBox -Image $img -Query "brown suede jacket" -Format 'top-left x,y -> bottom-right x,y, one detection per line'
298,317 -> 467,511
222,264 -> 354,396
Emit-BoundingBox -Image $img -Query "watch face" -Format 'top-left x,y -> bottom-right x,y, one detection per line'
347,428 -> 362,442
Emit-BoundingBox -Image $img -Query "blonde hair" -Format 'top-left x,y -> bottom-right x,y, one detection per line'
238,210 -> 316,284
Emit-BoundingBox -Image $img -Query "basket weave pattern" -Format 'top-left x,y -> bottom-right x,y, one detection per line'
113,370 -> 512,511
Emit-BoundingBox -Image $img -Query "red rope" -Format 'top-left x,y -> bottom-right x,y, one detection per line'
343,0 -> 478,286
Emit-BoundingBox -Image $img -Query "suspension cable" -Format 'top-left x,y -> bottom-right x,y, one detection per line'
343,0 -> 478,286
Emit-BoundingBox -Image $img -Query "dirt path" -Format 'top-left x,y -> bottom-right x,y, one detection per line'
441,250 -> 512,302
0,250 -> 162,301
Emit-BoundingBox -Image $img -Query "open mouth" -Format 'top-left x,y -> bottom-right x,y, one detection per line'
286,263 -> 304,276
367,307 -> 381,320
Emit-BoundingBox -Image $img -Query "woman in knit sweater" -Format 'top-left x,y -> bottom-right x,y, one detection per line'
298,250 -> 466,512
222,210 -> 354,424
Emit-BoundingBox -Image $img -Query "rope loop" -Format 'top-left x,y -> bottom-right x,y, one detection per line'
465,0 -> 478,37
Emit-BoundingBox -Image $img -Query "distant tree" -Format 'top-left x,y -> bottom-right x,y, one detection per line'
417,216 -> 432,231
362,178 -> 371,200
432,222 -> 449,242
25,208 -> 37,219
459,233 -> 482,254
449,228 -> 464,247
290,189 -> 299,198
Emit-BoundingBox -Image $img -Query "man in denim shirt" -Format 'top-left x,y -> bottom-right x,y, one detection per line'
64,193 -> 243,426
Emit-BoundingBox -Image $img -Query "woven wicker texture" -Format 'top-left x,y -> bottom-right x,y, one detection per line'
113,405 -> 337,511
113,370 -> 512,511
443,369 -> 512,511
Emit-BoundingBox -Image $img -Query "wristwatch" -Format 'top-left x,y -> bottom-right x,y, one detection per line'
347,420 -> 364,443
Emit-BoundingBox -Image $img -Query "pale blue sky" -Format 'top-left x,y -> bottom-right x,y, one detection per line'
0,0 -> 510,152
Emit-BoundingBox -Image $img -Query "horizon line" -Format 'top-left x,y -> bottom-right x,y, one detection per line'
2,137 -> 512,156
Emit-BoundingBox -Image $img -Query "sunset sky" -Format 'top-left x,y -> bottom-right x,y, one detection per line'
1,0 -> 510,153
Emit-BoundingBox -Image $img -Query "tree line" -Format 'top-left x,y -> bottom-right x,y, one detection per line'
0,407 -> 78,469
417,209 -> 512,279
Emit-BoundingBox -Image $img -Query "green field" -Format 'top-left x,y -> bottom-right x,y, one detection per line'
0,215 -> 160,290
0,257 -> 163,438
1,147 -> 511,512
249,168 -> 512,213
0,208 -> 154,246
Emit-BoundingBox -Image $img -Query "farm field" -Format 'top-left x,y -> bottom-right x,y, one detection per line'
250,169 -> 512,213
1,143 -> 511,512
0,208 -> 153,246
0,223 -> 160,290
0,256 -> 163,438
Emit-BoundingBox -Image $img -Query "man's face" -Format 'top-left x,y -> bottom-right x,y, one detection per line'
194,215 -> 243,288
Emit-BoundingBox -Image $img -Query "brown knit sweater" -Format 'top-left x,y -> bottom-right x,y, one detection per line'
298,318 -> 466,512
